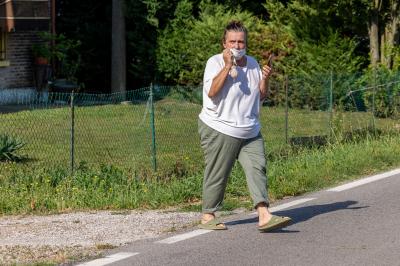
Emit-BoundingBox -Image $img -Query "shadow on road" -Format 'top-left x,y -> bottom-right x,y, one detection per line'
225,200 -> 369,233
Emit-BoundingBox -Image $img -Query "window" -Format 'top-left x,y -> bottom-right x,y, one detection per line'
0,0 -> 50,32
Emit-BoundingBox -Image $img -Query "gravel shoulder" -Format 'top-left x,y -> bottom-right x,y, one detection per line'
0,209 -> 201,265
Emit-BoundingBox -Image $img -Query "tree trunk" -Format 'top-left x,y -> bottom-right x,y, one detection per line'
111,0 -> 126,95
384,0 -> 399,69
380,27 -> 387,67
369,0 -> 381,67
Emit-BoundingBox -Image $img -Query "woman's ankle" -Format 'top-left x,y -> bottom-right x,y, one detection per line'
202,213 -> 215,221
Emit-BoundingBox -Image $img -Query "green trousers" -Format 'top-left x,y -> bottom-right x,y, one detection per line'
198,119 -> 269,213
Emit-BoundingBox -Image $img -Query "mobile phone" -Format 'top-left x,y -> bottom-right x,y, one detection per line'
267,54 -> 274,67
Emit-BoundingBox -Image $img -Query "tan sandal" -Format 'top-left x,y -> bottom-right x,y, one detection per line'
198,218 -> 227,230
258,215 -> 292,232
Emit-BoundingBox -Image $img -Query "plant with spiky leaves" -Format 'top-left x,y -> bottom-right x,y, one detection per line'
0,134 -> 26,162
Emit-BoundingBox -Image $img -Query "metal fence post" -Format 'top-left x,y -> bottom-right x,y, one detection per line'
70,90 -> 75,175
329,71 -> 333,134
285,76 -> 289,144
150,84 -> 157,172
372,69 -> 377,132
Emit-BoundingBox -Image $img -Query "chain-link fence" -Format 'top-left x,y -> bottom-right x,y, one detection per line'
0,86 -> 204,176
264,71 -> 400,152
1,72 -> 400,177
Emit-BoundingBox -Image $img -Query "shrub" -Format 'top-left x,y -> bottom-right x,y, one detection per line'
0,134 -> 26,162
359,67 -> 400,118
156,1 -> 269,85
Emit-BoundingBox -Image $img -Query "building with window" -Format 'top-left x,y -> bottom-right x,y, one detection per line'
0,0 -> 51,104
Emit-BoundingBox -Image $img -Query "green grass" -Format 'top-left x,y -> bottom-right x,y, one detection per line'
0,103 -> 152,169
1,99 -> 400,215
0,99 -> 398,174
1,134 -> 400,215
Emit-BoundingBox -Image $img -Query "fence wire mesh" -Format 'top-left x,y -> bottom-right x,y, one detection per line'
1,72 -> 400,177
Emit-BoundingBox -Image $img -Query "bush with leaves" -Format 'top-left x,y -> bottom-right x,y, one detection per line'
263,0 -> 364,109
156,1 -> 271,85
358,67 -> 400,118
0,134 -> 26,162
157,0 -> 363,110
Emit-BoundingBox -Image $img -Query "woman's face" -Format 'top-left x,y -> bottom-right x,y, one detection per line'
223,31 -> 246,50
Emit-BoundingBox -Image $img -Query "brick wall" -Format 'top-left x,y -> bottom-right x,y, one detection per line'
0,31 -> 39,89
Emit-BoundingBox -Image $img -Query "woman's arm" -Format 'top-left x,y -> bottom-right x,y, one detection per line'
259,65 -> 272,101
208,49 -> 234,98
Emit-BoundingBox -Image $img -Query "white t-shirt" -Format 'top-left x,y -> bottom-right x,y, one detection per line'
199,53 -> 263,139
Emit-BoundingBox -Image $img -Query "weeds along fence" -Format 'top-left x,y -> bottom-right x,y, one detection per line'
1,72 -> 400,176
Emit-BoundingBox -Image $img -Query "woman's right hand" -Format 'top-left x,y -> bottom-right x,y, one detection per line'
223,48 -> 233,69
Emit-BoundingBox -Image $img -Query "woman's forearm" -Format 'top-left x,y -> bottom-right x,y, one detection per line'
259,78 -> 268,101
208,66 -> 231,98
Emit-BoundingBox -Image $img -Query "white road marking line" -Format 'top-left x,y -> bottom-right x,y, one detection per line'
156,229 -> 211,244
327,168 -> 400,192
76,252 -> 138,266
155,168 -> 400,246
250,198 -> 316,216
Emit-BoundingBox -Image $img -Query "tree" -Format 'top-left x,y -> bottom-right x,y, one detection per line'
264,0 -> 400,70
371,0 -> 400,69
260,0 -> 364,108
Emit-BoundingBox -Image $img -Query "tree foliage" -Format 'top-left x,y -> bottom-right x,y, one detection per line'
156,0 -> 365,109
56,0 -> 399,110
156,1 -> 274,85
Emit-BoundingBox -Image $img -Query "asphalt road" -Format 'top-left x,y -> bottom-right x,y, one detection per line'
76,170 -> 400,266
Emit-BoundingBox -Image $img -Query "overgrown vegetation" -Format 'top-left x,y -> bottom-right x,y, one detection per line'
1,87 -> 399,215
154,1 -> 400,114
360,68 -> 400,118
0,134 -> 26,162
1,94 -> 398,175
55,0 -> 400,92
1,134 -> 399,215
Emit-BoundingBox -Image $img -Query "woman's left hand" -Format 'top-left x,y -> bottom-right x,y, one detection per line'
261,65 -> 272,80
